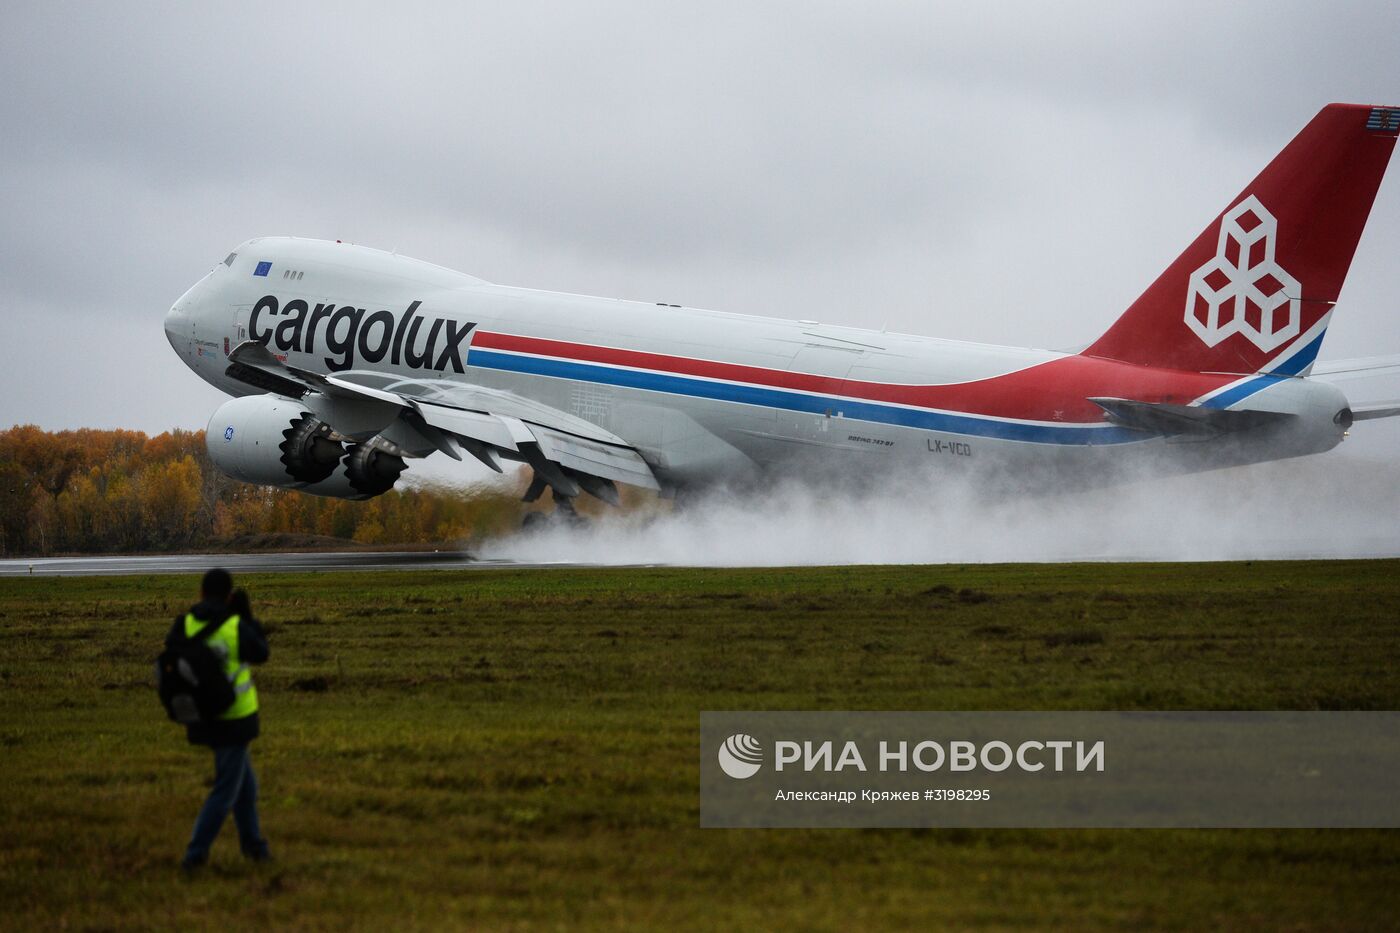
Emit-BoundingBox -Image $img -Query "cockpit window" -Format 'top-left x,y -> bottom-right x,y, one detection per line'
223,252 -> 237,267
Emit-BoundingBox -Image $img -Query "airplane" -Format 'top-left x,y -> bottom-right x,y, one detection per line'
166,103 -> 1400,524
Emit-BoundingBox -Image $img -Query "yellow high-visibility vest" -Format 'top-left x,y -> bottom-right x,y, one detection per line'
184,613 -> 258,720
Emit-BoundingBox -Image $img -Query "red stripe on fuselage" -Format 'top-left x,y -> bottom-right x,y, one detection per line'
471,332 -> 1238,423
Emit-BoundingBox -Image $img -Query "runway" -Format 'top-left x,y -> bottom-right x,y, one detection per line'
0,551 -> 579,577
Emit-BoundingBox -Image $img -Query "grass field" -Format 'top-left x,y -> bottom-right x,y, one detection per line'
2,560 -> 1399,930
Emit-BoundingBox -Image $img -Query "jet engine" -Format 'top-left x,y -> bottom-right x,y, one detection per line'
343,439 -> 408,497
206,394 -> 406,500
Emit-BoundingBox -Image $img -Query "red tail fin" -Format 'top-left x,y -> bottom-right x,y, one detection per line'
1084,104 -> 1398,376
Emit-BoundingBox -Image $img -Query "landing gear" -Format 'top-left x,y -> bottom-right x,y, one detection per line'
520,489 -> 588,532
553,494 -> 581,521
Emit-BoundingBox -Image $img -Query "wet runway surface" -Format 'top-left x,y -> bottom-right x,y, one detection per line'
0,551 -> 577,577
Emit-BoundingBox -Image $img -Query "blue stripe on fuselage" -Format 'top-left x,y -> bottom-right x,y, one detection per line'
1198,331 -> 1326,410
466,349 -> 1146,446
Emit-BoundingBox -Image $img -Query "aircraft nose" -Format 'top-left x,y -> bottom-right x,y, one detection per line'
164,302 -> 189,352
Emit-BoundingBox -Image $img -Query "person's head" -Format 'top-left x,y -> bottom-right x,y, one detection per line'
201,568 -> 233,603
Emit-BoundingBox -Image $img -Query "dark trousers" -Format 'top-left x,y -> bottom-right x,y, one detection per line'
185,744 -> 268,862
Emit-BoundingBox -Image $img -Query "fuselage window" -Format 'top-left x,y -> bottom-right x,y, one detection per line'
223,252 -> 237,267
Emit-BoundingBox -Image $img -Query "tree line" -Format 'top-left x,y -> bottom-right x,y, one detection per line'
0,425 -> 530,556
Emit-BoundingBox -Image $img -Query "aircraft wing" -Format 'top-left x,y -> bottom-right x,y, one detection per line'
224,341 -> 659,503
1088,397 -> 1296,437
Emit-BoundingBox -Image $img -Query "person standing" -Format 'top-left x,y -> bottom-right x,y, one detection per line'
167,568 -> 272,869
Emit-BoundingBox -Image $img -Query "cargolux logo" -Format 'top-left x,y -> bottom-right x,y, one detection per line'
718,733 -> 763,779
1184,195 -> 1301,352
249,295 -> 476,374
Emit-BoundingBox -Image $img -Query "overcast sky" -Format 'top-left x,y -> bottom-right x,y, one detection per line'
2,2 -> 1397,460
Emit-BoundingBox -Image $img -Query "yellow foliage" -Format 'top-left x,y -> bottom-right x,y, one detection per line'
0,426 -> 533,555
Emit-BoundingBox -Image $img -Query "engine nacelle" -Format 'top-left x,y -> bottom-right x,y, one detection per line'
206,395 -> 406,500
343,439 -> 408,497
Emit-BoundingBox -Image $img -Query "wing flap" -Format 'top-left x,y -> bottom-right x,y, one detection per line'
530,425 -> 661,490
412,403 -> 520,452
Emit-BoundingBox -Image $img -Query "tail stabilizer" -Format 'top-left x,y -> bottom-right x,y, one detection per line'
1084,104 -> 1398,376
1309,353 -> 1400,383
1088,397 -> 1295,437
1351,402 -> 1400,422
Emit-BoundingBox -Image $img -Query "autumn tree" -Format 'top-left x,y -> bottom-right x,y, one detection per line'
0,425 -> 543,555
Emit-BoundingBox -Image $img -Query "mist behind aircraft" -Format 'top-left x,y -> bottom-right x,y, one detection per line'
479,452 -> 1400,566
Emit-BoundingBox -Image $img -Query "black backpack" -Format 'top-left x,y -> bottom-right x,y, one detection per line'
156,617 -> 236,724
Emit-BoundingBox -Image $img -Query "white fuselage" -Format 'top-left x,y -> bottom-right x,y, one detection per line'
167,237 -> 1349,491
